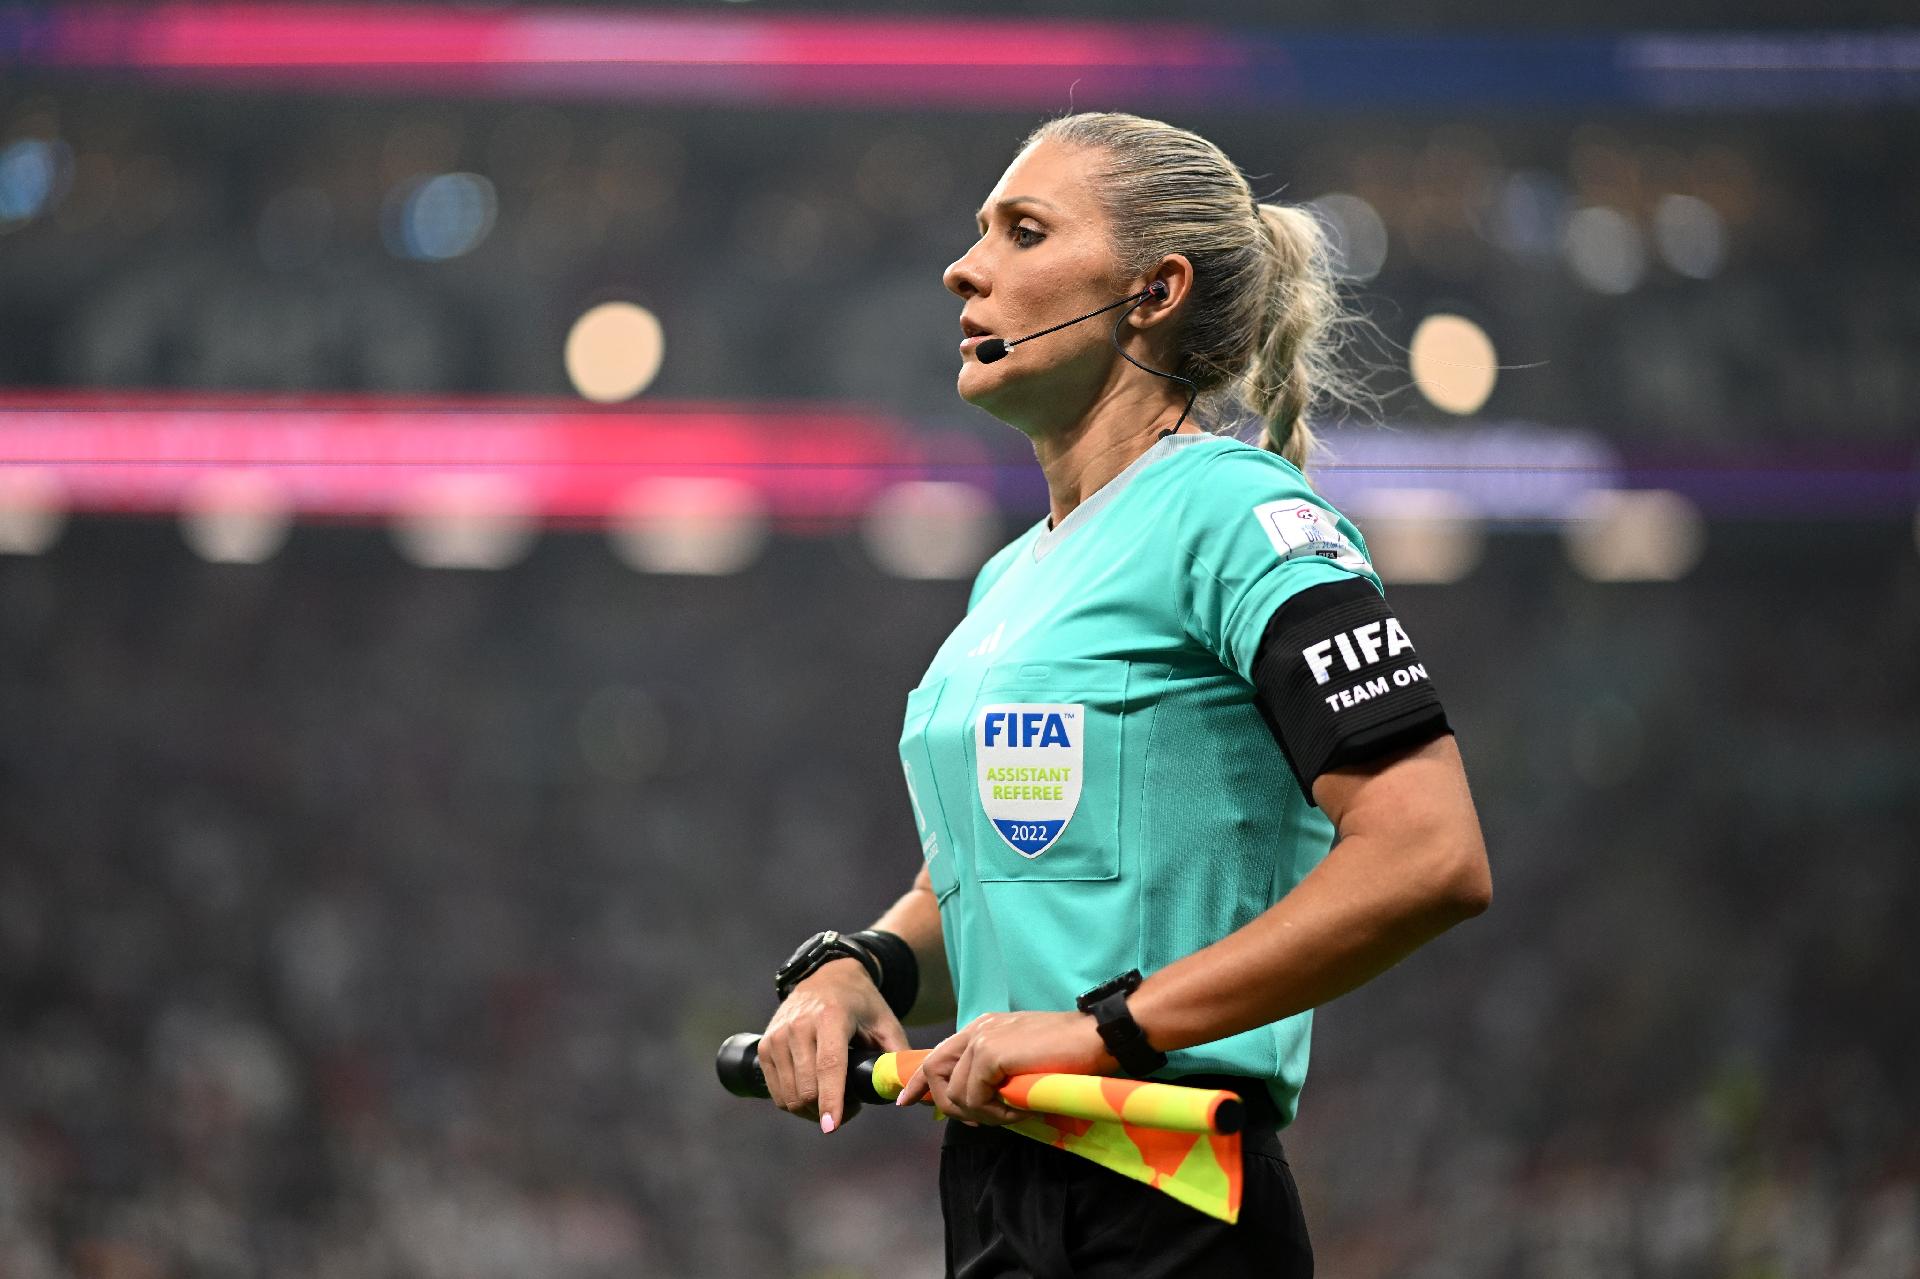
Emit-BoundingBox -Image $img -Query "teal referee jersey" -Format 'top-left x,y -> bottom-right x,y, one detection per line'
897,432 -> 1383,1124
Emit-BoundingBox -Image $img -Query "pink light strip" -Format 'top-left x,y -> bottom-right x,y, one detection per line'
0,391 -> 933,527
54,4 -> 1221,70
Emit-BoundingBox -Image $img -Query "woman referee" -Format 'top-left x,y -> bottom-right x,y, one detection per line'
757,112 -> 1491,1277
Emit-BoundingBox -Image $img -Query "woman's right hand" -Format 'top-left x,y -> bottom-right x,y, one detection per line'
758,957 -> 910,1134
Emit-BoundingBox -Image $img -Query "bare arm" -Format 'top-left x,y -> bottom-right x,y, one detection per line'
870,862 -> 954,1026
1128,733 -> 1490,1050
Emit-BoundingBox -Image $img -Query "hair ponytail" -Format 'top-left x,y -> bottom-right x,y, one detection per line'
1022,113 -> 1370,475
1248,203 -> 1341,470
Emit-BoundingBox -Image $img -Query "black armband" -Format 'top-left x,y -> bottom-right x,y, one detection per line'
847,929 -> 919,1020
1250,578 -> 1452,803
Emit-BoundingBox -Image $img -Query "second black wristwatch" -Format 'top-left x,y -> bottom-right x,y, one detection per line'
1077,969 -> 1169,1078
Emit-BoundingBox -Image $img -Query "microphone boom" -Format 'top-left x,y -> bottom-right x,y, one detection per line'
970,282 -> 1161,366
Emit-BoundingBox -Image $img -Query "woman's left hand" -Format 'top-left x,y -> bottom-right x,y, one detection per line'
894,1010 -> 1121,1126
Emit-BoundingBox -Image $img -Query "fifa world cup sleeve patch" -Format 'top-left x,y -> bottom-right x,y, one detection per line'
1250,578 -> 1452,802
1251,499 -> 1373,576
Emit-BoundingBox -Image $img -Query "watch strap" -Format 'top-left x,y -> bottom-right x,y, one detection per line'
1077,969 -> 1168,1078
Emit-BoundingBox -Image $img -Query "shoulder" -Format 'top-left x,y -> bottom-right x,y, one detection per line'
1163,437 -> 1382,676
1167,435 -> 1320,508
1163,436 -> 1374,583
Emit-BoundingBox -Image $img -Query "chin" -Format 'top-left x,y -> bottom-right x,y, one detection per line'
956,362 -> 1005,412
957,372 -> 1047,439
958,371 -> 1015,419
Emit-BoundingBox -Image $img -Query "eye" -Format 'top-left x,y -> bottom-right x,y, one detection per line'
1010,223 -> 1046,249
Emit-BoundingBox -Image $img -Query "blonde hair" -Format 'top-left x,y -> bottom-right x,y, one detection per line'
1023,112 -> 1362,470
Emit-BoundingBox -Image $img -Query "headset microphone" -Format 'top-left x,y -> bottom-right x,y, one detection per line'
974,279 -> 1168,365
971,277 -> 1198,436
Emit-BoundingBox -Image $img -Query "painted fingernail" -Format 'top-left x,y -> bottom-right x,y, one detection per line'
820,1113 -> 836,1134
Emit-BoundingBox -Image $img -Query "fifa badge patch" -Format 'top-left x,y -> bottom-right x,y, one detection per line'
1251,499 -> 1373,574
976,703 -> 1083,858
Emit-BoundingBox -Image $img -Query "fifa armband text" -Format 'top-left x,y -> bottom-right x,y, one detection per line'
1250,578 -> 1452,802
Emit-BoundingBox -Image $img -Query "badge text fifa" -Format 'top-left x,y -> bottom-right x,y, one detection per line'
981,709 -> 1073,749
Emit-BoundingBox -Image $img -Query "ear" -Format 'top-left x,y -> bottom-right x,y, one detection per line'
1129,254 -> 1194,331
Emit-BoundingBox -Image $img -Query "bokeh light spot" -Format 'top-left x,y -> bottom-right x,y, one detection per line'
1562,206 -> 1646,294
862,482 -> 998,580
1409,314 -> 1498,416
391,474 -> 536,570
383,172 -> 497,262
180,471 -> 293,564
1565,489 -> 1705,582
0,469 -> 66,555
1352,488 -> 1484,584
608,478 -> 766,575
1306,192 -> 1389,282
566,302 -> 665,403
0,137 -> 73,226
1652,194 -> 1727,280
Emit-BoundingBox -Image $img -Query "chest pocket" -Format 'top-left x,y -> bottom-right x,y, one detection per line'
966,660 -> 1155,883
900,681 -> 962,901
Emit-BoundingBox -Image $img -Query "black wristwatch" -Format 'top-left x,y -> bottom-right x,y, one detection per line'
1077,969 -> 1169,1079
775,930 -> 881,1002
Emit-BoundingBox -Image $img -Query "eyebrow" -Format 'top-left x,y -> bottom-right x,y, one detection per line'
975,195 -> 1060,228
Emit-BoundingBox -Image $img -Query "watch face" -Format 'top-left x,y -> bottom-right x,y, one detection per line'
1078,969 -> 1143,1010
778,931 -> 832,989
777,931 -> 878,1000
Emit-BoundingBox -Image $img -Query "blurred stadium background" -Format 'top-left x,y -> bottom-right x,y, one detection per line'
1,3 -> 1917,1277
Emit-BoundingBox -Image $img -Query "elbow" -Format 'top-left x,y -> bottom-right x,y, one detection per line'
1449,865 -> 1492,922
1436,831 -> 1492,922
1405,815 -> 1489,926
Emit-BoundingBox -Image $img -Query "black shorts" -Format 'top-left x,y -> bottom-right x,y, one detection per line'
938,1083 -> 1313,1279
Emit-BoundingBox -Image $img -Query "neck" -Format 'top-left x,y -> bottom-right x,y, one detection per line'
1034,377 -> 1191,528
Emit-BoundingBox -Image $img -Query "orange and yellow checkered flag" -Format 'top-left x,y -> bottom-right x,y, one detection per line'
869,1049 -> 1248,1223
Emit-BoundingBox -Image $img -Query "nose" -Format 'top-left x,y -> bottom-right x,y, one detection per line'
944,243 -> 987,300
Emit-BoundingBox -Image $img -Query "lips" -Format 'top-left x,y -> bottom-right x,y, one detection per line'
959,316 -> 994,355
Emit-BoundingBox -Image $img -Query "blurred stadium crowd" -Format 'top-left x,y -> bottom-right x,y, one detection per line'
0,522 -> 1913,1277
2,89 -> 1917,447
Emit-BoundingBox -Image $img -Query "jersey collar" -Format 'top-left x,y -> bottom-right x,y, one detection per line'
1033,431 -> 1221,562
